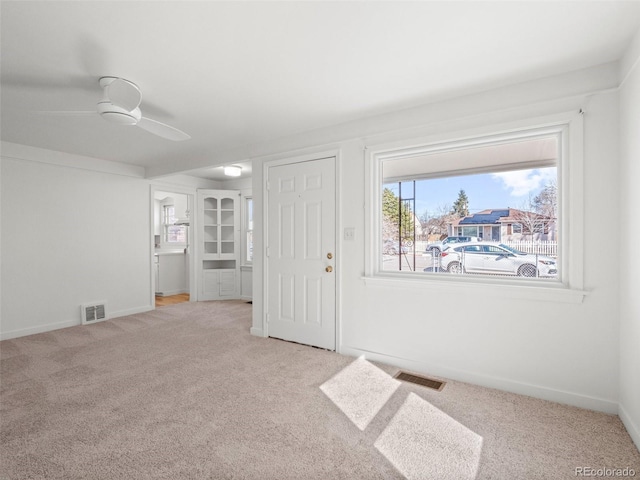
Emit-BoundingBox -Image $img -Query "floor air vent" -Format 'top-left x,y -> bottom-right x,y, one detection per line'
394,371 -> 445,391
81,302 -> 108,325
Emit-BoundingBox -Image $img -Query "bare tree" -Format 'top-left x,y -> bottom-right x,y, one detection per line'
420,204 -> 455,239
533,180 -> 557,219
512,194 -> 551,238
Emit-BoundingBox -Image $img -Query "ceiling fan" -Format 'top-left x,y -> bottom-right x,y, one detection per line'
41,76 -> 190,142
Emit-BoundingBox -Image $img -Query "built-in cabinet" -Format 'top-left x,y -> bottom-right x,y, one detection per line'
197,190 -> 240,300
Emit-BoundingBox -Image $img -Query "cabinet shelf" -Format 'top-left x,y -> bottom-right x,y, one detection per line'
198,190 -> 240,301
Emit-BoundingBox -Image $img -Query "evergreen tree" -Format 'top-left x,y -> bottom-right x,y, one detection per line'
382,187 -> 414,241
451,189 -> 470,217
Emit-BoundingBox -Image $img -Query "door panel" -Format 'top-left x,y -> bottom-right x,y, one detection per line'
459,246 -> 484,273
267,157 -> 336,350
482,245 -> 515,274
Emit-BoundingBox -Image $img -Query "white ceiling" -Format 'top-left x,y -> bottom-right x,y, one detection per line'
2,1 -> 640,180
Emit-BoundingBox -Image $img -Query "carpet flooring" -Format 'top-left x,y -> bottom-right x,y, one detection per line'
1,300 -> 639,479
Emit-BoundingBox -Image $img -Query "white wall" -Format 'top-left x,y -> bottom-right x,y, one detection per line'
0,145 -> 152,339
252,64 -> 624,414
619,31 -> 640,449
0,143 -> 222,339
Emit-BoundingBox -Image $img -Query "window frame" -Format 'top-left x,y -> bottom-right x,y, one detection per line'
161,204 -> 188,247
244,196 -> 254,265
364,112 -> 586,303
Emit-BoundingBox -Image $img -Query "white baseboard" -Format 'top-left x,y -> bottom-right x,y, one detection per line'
0,319 -> 79,340
339,346 -> 619,414
619,403 -> 640,452
0,304 -> 154,341
110,305 -> 154,319
155,289 -> 189,297
250,326 -> 264,337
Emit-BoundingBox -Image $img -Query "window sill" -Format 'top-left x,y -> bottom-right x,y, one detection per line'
361,274 -> 587,304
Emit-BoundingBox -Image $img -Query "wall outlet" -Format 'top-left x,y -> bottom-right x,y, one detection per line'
344,227 -> 355,241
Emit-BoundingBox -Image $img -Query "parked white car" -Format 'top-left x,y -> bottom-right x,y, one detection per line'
383,239 -> 409,255
425,236 -> 479,254
439,242 -> 557,277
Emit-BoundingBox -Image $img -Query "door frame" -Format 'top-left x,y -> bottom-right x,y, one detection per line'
262,149 -> 341,351
149,185 -> 197,305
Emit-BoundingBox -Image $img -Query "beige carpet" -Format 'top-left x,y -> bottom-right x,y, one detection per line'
1,300 -> 639,479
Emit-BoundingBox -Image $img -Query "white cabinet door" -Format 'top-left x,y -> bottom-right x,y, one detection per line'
202,269 -> 237,300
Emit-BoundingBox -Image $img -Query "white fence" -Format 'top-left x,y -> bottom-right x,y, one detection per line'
502,240 -> 558,257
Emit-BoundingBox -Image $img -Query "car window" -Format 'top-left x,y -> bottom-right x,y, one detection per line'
459,245 -> 482,253
483,245 -> 508,254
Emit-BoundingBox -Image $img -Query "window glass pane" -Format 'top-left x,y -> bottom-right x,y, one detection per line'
246,198 -> 253,263
380,134 -> 559,281
161,206 -> 186,244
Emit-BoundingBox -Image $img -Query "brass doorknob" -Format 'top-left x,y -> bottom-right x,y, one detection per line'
325,266 -> 333,273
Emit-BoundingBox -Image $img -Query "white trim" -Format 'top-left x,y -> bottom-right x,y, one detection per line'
155,289 -> 189,297
250,327 -> 264,337
340,346 -> 618,414
1,141 -> 145,178
362,275 -> 587,304
0,305 -> 154,341
262,149 -> 340,350
364,110 -> 585,298
0,319 -> 80,341
242,195 -> 254,266
619,403 -> 640,452
620,28 -> 640,89
149,185 -> 197,303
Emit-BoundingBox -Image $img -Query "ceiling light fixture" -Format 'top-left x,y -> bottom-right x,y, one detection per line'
224,165 -> 242,177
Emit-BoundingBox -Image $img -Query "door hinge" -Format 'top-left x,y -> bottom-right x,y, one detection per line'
266,180 -> 270,191
266,246 -> 270,257
266,313 -> 270,323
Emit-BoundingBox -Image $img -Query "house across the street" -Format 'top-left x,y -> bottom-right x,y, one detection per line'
449,208 -> 556,242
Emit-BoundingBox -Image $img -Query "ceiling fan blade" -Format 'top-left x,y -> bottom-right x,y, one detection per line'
35,110 -> 97,116
103,77 -> 141,112
137,116 -> 190,142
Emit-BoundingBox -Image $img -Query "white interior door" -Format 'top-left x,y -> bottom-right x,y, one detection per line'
267,156 -> 336,350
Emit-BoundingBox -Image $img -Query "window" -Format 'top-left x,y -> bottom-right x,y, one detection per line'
163,205 -> 187,245
245,197 -> 253,263
374,128 -> 563,283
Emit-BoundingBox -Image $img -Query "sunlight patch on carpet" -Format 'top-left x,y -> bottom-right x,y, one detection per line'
320,356 -> 400,430
374,392 -> 483,480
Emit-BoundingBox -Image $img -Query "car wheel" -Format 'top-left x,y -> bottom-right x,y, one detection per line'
518,264 -> 537,277
448,262 -> 463,274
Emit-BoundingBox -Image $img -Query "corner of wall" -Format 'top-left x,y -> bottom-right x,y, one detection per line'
620,27 -> 640,86
618,25 -> 640,453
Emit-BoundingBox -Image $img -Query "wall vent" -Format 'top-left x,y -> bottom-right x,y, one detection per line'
81,302 -> 108,325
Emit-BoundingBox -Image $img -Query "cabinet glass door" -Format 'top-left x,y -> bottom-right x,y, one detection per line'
220,197 -> 235,256
203,197 -> 218,255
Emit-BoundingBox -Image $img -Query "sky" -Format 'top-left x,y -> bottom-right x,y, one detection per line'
384,166 -> 557,218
